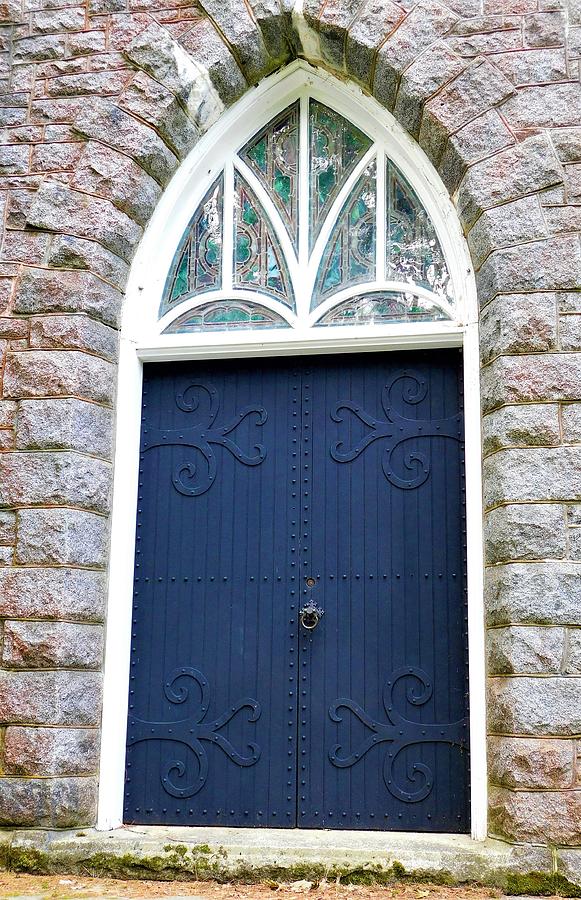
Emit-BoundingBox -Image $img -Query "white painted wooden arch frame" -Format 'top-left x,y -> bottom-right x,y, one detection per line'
98,61 -> 486,839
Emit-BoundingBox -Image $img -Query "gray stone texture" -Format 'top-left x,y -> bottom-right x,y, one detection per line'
558,851 -> 581,891
347,0 -> 406,86
0,450 -> 111,513
372,1 -> 457,106
482,404 -> 560,456
0,776 -> 98,828
487,625 -> 564,675
484,503 -> 567,563
566,630 -> 581,675
71,141 -> 162,230
479,293 -> 557,363
483,448 -> 581,508
467,196 -> 548,271
26,179 -> 142,263
72,97 -> 179,186
481,354 -> 581,411
477,236 -> 581,305
197,0 -> 278,84
13,266 -> 123,328
419,58 -> 515,165
0,568 -> 106,621
16,398 -> 113,458
177,17 -> 248,112
457,134 -> 563,227
488,735 -> 575,790
0,670 -> 102,725
489,785 -> 581,844
394,42 -> 466,137
488,676 -> 581,735
2,621 -> 104,669
4,727 -> 99,777
28,314 -> 118,361
3,350 -> 115,404
485,562 -> 581,627
15,507 -> 109,566
119,71 -> 200,162
563,403 -> 581,442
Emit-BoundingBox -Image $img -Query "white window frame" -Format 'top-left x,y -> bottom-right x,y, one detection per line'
98,60 -> 486,840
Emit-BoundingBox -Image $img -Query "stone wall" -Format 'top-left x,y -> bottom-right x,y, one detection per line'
0,0 -> 579,857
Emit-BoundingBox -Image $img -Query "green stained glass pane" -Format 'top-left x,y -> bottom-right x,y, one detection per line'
312,163 -> 376,310
243,198 -> 258,227
386,160 -> 455,309
248,136 -> 267,173
309,100 -> 372,252
163,301 -> 290,334
171,248 -> 189,302
160,175 -> 223,318
274,169 -> 291,205
234,172 -> 295,310
315,291 -> 450,326
240,102 -> 299,251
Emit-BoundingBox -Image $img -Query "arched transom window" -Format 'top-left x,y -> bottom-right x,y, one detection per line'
149,73 -> 470,344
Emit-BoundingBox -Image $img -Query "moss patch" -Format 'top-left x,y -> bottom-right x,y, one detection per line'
0,841 -> 580,896
505,871 -> 581,898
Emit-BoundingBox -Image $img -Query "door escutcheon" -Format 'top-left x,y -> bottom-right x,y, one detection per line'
299,602 -> 324,630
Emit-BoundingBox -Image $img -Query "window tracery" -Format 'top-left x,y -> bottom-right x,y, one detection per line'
160,98 -> 457,336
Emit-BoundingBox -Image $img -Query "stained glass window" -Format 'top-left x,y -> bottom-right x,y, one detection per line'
312,163 -> 376,308
309,100 -> 372,251
240,102 -> 299,251
163,301 -> 289,333
159,96 -> 458,335
234,173 -> 295,309
315,291 -> 448,326
160,176 -> 223,318
387,162 -> 453,307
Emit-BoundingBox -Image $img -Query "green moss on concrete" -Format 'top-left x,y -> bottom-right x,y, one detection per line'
505,871 -> 581,898
0,839 -> 580,896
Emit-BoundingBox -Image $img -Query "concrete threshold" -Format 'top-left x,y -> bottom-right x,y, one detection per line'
3,825 -> 579,894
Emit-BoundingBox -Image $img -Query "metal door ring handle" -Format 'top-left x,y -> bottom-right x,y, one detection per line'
299,603 -> 324,630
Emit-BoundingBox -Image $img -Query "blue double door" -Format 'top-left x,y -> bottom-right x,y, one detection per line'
125,350 -> 470,832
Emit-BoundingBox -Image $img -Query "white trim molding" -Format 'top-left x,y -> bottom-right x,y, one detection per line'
98,61 -> 486,842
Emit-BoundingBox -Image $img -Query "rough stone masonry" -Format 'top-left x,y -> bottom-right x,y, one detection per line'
0,0 -> 580,885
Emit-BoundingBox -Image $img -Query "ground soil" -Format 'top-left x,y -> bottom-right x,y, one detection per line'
0,872 -> 561,900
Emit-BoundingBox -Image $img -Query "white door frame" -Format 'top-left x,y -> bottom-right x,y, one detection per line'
97,61 -> 487,840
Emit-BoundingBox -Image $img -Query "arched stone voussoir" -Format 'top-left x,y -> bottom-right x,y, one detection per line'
197,0 -> 289,85
372,0 -> 459,111
457,134 -> 564,230
247,0 -> 298,65
418,56 -> 516,168
72,96 -> 179,187
118,69 -> 200,162
124,19 -> 242,137
26,180 -> 143,265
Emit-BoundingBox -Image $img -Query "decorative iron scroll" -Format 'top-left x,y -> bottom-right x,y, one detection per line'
127,667 -> 261,798
142,383 -> 268,497
330,370 -> 461,489
328,668 -> 467,803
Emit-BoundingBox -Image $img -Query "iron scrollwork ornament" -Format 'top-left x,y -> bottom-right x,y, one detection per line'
142,383 -> 268,497
328,668 -> 467,803
330,370 -> 462,489
127,667 -> 261,798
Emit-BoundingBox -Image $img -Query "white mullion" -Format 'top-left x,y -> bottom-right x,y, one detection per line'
306,145 -> 377,300
297,92 -> 310,321
376,147 -> 386,283
223,161 -> 234,292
